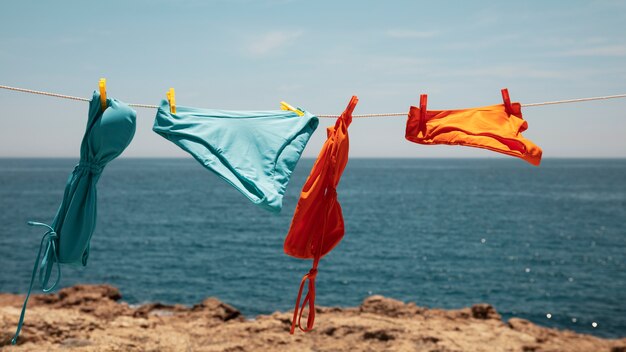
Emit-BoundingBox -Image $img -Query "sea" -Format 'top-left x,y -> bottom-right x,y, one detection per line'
0,158 -> 624,338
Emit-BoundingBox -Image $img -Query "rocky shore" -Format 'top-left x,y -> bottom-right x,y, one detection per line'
0,285 -> 624,351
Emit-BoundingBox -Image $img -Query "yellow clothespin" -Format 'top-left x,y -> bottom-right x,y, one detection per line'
166,88 -> 176,114
280,101 -> 304,116
99,78 -> 107,112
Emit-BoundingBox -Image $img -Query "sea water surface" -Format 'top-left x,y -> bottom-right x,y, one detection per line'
0,158 -> 624,338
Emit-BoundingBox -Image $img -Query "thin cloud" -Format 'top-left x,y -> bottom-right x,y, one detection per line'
362,55 -> 432,75
247,31 -> 303,56
386,29 -> 438,39
556,45 -> 626,57
432,65 -> 626,80
433,65 -> 572,79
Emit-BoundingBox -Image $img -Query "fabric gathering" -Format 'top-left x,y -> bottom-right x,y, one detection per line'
8,87 -> 548,342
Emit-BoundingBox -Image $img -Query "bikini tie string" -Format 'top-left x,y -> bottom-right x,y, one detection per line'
290,264 -> 319,334
11,221 -> 62,345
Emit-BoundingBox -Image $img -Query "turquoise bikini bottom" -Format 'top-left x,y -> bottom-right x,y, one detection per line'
153,100 -> 319,213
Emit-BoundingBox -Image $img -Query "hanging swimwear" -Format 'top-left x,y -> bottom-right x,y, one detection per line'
405,92 -> 542,165
12,92 -> 136,344
284,96 -> 358,334
153,100 -> 319,213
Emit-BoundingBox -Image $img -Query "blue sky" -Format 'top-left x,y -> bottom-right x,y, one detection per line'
1,0 -> 625,158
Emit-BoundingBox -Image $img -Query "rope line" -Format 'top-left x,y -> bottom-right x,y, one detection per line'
0,85 -> 91,102
521,94 -> 626,107
2,84 -> 625,118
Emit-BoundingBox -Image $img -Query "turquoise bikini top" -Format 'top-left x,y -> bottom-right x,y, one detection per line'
12,91 -> 136,345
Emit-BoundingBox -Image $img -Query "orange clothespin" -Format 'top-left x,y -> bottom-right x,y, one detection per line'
99,78 -> 107,112
501,88 -> 512,115
280,101 -> 304,116
166,88 -> 176,114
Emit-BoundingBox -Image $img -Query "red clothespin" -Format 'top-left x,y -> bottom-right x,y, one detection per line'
345,96 -> 358,115
501,88 -> 512,115
420,94 -> 428,119
339,95 -> 358,126
419,94 -> 428,132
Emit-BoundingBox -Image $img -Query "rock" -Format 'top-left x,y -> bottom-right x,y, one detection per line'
471,303 -> 502,320
61,338 -> 92,347
509,317 -> 543,333
421,336 -> 440,343
359,295 -> 422,317
132,302 -> 188,318
191,297 -> 242,322
0,284 -> 624,352
57,285 -> 122,302
362,329 -> 396,341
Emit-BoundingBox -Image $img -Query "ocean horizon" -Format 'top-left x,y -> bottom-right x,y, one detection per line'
1,157 -> 624,338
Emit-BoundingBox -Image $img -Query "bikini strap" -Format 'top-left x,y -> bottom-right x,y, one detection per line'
11,221 -> 62,345
290,259 -> 319,333
290,186 -> 338,334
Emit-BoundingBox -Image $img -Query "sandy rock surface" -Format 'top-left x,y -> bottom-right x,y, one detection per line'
0,285 -> 624,351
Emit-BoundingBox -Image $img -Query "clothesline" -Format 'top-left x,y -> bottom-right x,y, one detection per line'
1,84 -> 625,118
